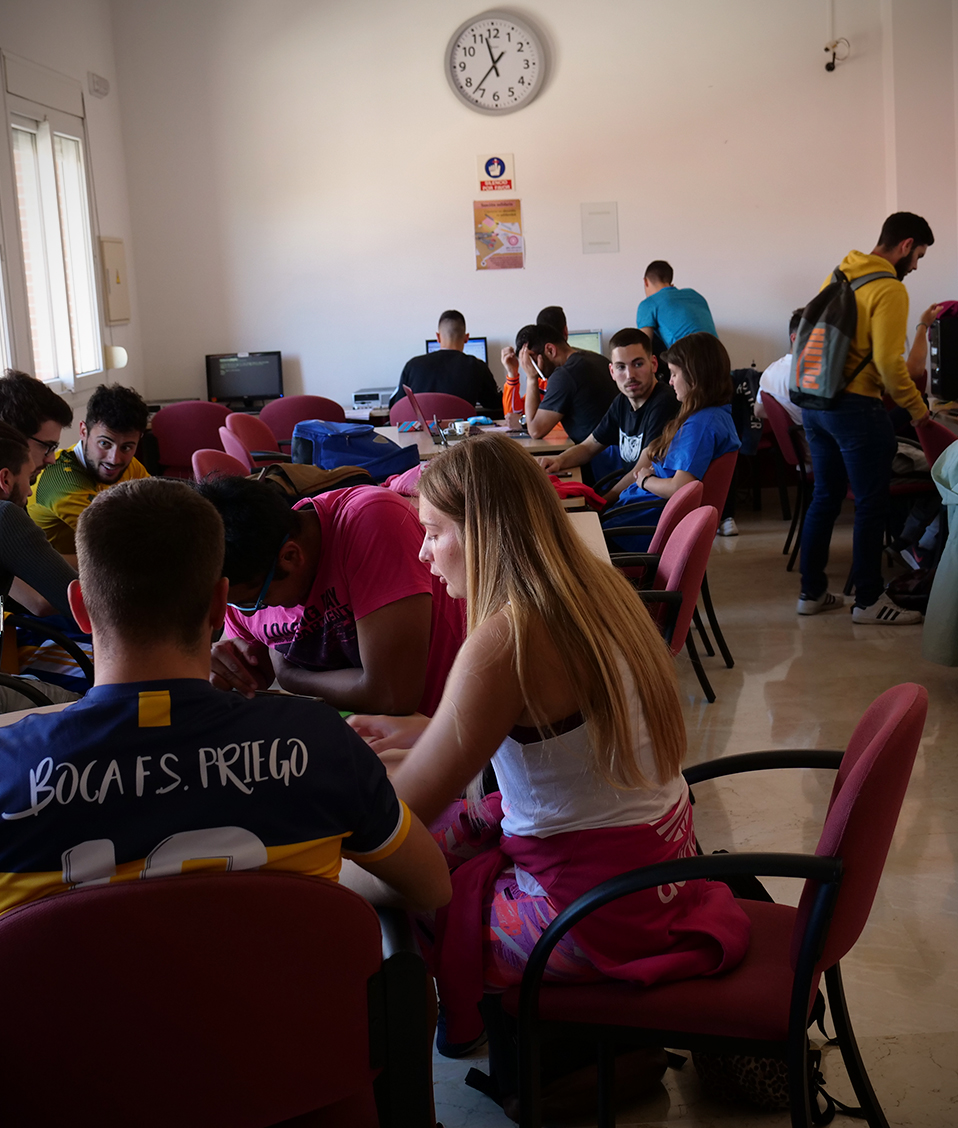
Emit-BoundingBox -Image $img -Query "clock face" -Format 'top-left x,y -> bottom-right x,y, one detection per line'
446,11 -> 545,115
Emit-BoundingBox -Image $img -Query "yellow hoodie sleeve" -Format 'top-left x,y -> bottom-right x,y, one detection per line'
846,280 -> 926,420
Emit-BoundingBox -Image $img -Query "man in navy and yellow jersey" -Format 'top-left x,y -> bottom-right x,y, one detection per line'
0,478 -> 451,917
28,383 -> 150,554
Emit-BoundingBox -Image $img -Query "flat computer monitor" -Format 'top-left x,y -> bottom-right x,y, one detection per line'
206,352 -> 283,406
426,337 -> 488,364
567,330 -> 603,355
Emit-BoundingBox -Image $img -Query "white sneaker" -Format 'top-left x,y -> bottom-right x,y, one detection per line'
797,591 -> 844,615
852,593 -> 923,625
717,518 -> 739,537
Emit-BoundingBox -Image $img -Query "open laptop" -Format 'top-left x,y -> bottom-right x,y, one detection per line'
402,384 -> 448,446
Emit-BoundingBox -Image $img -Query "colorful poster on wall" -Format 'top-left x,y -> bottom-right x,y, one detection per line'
474,199 -> 524,270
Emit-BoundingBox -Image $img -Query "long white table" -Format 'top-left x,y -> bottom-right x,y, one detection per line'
567,510 -> 610,563
378,423 -> 572,461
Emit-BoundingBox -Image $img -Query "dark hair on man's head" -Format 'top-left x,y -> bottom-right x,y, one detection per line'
608,328 -> 653,354
644,261 -> 674,286
877,212 -> 934,249
789,308 -> 804,338
516,323 -> 565,354
85,384 -> 149,435
0,370 -> 73,435
77,478 -> 225,651
536,306 -> 567,335
437,310 -> 467,338
0,421 -> 30,475
193,474 -> 296,586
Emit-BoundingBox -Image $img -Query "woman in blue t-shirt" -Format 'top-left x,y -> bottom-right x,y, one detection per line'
603,332 -> 740,548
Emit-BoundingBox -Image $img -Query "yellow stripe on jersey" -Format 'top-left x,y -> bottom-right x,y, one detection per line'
138,690 -> 171,727
342,799 -> 411,864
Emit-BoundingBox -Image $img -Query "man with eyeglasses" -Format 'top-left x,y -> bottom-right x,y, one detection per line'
196,475 -> 465,716
0,370 -> 73,486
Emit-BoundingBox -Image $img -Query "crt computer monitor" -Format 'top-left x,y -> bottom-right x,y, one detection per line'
567,330 -> 603,355
206,352 -> 283,404
425,337 -> 488,364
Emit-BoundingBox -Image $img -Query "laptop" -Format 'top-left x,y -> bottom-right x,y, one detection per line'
402,384 -> 448,446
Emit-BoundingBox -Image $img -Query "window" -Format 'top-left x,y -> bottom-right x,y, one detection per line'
0,53 -> 103,386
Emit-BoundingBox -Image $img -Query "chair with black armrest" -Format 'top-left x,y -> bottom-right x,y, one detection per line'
762,392 -> 814,570
225,412 -> 292,467
0,871 -> 433,1128
260,395 -> 347,450
635,505 -> 719,703
606,479 -> 703,589
510,681 -> 927,1128
390,393 -> 475,425
0,595 -> 94,708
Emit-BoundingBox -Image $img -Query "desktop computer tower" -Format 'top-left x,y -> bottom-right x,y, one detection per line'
930,317 -> 958,400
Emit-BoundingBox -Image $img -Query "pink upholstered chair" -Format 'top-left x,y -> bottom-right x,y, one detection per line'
192,448 -> 249,480
389,393 -> 474,425
224,413 -> 289,466
605,478 -> 704,588
0,871 -> 433,1127
639,505 -> 719,702
259,395 -> 346,447
150,401 -> 231,479
511,682 -> 928,1128
218,425 -> 253,470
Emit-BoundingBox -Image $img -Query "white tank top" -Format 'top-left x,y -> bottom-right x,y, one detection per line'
493,687 -> 686,841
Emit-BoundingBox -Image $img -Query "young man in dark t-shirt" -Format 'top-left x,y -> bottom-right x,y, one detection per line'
389,309 -> 502,418
538,329 -> 678,501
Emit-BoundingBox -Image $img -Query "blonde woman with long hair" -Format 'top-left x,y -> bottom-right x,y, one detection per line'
349,434 -> 749,1048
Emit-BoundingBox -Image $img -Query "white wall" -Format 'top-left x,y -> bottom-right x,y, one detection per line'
108,0 -> 956,405
0,0 -> 145,441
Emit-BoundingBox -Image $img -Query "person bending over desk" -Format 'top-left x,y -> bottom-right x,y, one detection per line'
199,476 -> 465,715
601,332 -> 740,551
349,435 -> 750,1050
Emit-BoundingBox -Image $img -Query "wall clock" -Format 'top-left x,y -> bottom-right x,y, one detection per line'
445,10 -> 546,115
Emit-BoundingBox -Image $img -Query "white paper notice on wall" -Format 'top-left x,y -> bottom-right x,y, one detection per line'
581,202 -> 619,254
477,153 -> 515,193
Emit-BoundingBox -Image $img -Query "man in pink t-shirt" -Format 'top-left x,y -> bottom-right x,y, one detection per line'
197,477 -> 465,715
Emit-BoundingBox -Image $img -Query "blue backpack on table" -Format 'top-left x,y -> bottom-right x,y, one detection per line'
291,420 -> 419,482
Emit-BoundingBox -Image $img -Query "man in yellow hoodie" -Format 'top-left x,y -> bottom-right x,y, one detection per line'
797,211 -> 935,625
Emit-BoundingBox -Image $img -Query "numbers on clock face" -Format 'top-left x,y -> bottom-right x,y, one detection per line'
450,18 -> 540,111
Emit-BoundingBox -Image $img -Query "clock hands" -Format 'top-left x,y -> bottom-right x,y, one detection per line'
472,35 -> 505,93
484,35 -> 502,77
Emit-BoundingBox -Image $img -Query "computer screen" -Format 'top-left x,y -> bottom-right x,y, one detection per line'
425,337 -> 488,364
567,330 -> 603,355
206,352 -> 283,403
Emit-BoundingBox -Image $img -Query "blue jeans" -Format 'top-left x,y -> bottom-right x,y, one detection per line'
800,394 -> 895,608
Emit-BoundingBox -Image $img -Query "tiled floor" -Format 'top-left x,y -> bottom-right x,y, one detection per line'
433,499 -> 958,1126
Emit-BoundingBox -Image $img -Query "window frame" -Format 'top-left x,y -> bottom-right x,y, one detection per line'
0,52 -> 105,391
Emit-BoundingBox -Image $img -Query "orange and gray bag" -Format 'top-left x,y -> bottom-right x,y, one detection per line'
789,266 -> 895,411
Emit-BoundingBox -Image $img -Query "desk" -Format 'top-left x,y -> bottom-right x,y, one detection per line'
568,511 -> 610,563
378,424 -> 573,461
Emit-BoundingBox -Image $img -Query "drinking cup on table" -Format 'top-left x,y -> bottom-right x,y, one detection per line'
453,419 -> 469,436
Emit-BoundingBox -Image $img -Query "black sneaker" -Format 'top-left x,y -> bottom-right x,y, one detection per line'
436,1005 -> 488,1059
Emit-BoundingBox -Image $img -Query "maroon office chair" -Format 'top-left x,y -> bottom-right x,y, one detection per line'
512,682 -> 927,1128
0,871 -> 431,1128
915,416 -> 956,466
762,392 -> 813,570
192,448 -> 248,480
389,393 -> 474,425
150,401 -> 231,479
225,412 -> 291,466
260,395 -> 346,447
219,425 -> 254,470
637,505 -> 719,703
605,478 -> 704,588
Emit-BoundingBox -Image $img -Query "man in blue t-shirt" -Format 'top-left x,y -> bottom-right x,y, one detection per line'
537,329 -> 679,501
636,260 -> 717,350
0,478 -> 451,918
